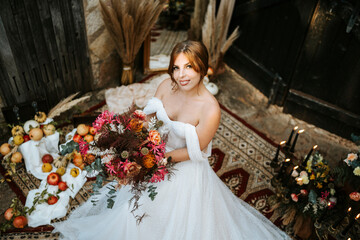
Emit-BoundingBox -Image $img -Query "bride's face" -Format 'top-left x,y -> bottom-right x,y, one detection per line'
172,53 -> 201,91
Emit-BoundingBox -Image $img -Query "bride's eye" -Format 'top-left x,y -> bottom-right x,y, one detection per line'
172,66 -> 179,71
186,64 -> 192,69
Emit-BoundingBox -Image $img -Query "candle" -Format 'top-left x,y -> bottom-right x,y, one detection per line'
331,207 -> 352,230
341,213 -> 360,236
285,126 -> 298,149
303,145 -> 318,167
290,129 -> 305,153
271,141 -> 286,167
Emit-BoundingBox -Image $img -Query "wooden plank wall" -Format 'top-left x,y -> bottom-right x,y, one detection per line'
0,0 -> 92,112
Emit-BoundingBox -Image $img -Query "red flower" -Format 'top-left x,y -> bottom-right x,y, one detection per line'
133,110 -> 146,120
291,193 -> 298,202
349,192 -> 360,201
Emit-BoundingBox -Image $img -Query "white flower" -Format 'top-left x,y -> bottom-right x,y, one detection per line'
101,154 -> 113,164
117,124 -> 124,134
300,171 -> 308,178
158,158 -> 168,166
353,167 -> 360,176
302,176 -> 309,184
109,123 -> 117,132
291,170 -> 299,177
330,188 -> 336,195
329,197 -> 337,205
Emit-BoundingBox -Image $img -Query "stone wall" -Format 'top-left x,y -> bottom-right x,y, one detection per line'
83,0 -> 122,90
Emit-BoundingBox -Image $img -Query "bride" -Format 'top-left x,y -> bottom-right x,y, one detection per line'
52,40 -> 291,239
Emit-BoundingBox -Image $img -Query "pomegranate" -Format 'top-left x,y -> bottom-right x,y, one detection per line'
4,208 -> 14,221
0,143 -> 11,155
10,152 -> 23,163
29,128 -> 43,141
13,216 -> 28,228
77,124 -> 89,136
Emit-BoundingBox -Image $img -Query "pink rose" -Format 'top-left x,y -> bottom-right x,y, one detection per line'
349,192 -> 360,201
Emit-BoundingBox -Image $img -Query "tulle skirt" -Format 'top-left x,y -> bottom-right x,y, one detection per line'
52,160 -> 290,240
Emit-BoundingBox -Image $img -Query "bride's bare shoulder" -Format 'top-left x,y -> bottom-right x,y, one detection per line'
154,78 -> 173,99
201,94 -> 221,121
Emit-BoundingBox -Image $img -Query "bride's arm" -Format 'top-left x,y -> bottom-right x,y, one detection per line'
165,103 -> 221,163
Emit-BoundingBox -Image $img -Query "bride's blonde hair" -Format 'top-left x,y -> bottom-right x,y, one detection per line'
168,40 -> 209,89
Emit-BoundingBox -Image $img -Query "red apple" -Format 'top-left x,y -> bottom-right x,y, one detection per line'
42,154 -> 54,163
23,135 -> 30,142
47,195 -> 58,205
58,181 -> 68,191
47,172 -> 60,185
13,216 -> 27,228
4,208 -> 14,221
73,134 -> 82,143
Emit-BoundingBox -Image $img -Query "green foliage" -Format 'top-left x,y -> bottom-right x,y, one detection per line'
148,185 -> 158,201
60,140 -> 79,155
330,165 -> 348,186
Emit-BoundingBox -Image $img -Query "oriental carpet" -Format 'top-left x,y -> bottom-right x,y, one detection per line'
0,96 -> 288,240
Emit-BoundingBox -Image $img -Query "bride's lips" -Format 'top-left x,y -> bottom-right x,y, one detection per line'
179,80 -> 190,86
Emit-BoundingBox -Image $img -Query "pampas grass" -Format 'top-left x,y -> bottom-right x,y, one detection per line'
202,0 -> 239,75
190,0 -> 209,40
99,0 -> 165,84
47,92 -> 90,119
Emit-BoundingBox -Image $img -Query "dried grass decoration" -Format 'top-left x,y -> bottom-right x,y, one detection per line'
100,0 -> 166,85
202,0 -> 239,75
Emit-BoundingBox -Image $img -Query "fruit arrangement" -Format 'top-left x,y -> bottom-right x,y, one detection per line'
0,198 -> 28,232
0,112 -> 57,175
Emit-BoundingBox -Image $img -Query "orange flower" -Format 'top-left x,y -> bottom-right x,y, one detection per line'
129,118 -> 143,132
148,130 -> 161,145
125,162 -> 141,178
142,153 -> 156,169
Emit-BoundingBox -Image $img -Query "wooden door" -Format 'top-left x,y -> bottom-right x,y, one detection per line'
0,0 -> 92,123
225,0 -> 360,138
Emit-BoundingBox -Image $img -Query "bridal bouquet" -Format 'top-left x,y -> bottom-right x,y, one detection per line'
80,107 -> 174,222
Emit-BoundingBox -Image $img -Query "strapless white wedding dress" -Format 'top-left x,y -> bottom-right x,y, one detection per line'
52,97 -> 290,240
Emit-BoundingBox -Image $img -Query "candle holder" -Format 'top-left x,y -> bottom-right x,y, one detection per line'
340,213 -> 360,237
329,207 -> 352,233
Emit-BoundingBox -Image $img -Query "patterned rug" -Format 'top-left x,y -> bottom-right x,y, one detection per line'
0,104 -> 286,239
